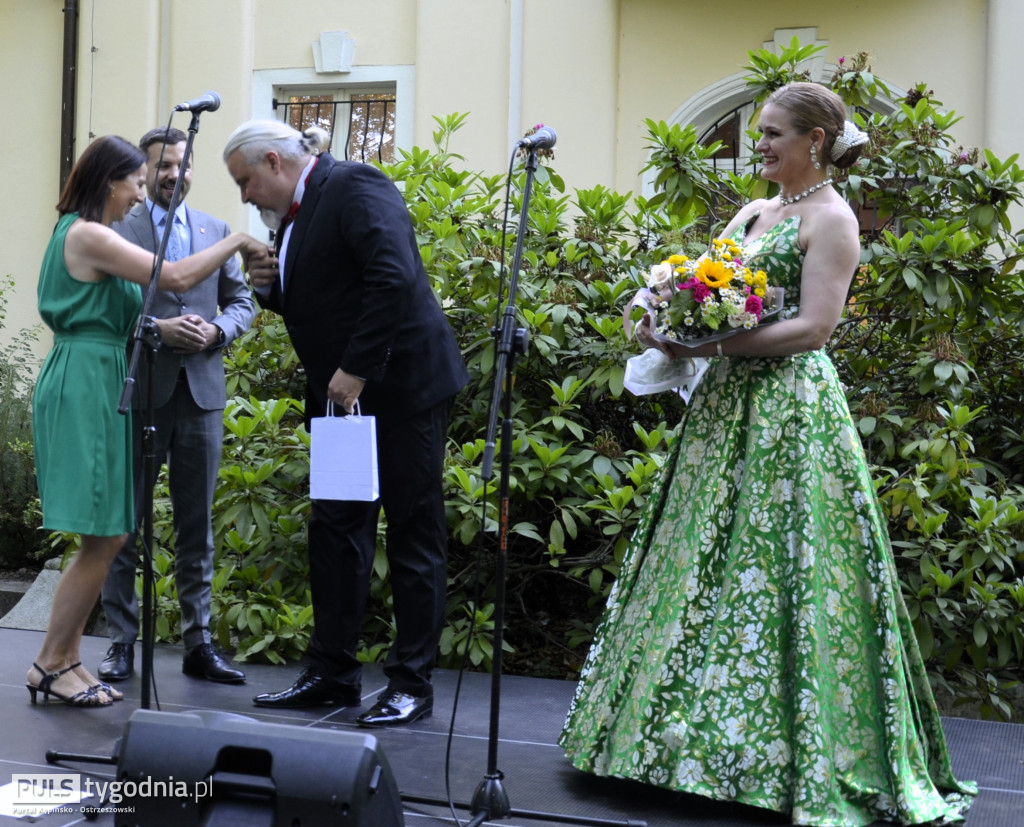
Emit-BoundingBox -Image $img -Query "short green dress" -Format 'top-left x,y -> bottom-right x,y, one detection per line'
33,213 -> 142,536
559,216 -> 975,826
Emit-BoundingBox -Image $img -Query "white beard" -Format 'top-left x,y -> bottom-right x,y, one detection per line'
259,207 -> 282,231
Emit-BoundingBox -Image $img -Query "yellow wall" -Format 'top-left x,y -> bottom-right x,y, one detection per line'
0,0 -> 1019,362
252,0 -> 418,68
614,0 -> 992,195
0,0 -> 65,351
413,0 -> 512,171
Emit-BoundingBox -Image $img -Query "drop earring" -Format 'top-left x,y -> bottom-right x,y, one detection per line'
810,145 -> 821,171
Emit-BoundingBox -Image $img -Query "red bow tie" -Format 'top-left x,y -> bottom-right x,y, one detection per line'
276,202 -> 300,248
274,202 -> 301,252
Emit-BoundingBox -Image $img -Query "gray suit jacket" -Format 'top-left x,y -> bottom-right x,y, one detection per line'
114,203 -> 256,410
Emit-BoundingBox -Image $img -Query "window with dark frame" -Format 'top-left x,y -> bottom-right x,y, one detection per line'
274,92 -> 396,163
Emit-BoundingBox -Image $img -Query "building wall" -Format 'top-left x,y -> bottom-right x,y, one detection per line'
0,0 -> 1018,360
614,0 -> 993,196
0,0 -> 66,355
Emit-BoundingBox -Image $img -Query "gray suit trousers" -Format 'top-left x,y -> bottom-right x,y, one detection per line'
101,373 -> 223,649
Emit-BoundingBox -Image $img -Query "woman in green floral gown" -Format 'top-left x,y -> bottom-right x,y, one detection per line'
559,83 -> 975,826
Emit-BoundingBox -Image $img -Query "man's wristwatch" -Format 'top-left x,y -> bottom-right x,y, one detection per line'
214,327 -> 226,349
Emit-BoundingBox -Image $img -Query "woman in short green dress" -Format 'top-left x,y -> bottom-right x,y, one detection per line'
27,135 -> 262,707
559,84 -> 976,825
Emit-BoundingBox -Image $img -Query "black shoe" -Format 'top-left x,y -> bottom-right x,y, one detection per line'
182,644 -> 246,684
356,689 -> 433,728
97,644 -> 134,682
252,666 -> 361,708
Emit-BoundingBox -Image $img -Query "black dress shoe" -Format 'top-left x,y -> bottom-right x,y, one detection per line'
252,666 -> 361,708
97,643 -> 134,682
182,643 -> 246,684
356,689 -> 433,727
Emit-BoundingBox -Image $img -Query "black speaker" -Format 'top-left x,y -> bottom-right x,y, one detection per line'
112,709 -> 403,827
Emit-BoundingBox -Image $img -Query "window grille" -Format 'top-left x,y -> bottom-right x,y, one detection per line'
699,104 -> 758,176
273,94 -> 396,163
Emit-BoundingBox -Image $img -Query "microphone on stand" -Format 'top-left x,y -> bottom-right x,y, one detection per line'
173,91 -> 221,113
517,126 -> 557,151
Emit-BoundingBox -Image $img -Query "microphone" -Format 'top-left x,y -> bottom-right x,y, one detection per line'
173,91 -> 221,113
517,126 -> 557,151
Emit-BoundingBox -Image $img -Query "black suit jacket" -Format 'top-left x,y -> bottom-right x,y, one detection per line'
259,153 -> 468,421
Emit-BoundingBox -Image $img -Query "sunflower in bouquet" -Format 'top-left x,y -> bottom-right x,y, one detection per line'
644,238 -> 780,344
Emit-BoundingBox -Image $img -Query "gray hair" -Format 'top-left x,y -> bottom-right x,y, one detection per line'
222,119 -> 331,164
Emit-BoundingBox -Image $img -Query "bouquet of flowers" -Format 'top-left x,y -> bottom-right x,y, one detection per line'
641,237 -> 783,347
621,238 -> 784,401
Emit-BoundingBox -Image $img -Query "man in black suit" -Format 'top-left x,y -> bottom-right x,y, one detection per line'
222,119 -> 469,726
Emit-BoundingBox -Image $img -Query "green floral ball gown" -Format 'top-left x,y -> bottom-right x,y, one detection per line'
559,216 -> 975,826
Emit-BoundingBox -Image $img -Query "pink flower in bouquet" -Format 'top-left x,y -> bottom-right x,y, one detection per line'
745,294 -> 763,318
692,282 -> 712,303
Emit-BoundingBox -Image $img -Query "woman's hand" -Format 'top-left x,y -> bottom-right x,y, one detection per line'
636,313 -> 677,360
243,245 -> 279,289
236,234 -> 269,268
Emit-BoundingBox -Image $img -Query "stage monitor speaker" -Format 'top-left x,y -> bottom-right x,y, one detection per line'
113,709 -> 403,827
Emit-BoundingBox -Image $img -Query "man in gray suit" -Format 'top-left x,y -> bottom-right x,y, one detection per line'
98,127 -> 256,684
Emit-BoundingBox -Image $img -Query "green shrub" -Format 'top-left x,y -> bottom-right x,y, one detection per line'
0,276 -> 45,569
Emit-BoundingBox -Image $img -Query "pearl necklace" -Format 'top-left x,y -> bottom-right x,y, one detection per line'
779,177 -> 833,206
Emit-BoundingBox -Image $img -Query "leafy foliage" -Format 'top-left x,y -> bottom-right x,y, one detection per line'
0,277 -> 44,568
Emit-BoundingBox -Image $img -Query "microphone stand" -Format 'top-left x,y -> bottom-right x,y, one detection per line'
466,146 -> 535,826
120,112 -> 202,711
423,147 -> 642,827
46,111 -> 208,772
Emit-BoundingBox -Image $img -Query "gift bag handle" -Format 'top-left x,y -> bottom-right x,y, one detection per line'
325,399 -> 361,419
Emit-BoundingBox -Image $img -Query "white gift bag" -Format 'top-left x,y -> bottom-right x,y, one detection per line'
310,401 -> 379,501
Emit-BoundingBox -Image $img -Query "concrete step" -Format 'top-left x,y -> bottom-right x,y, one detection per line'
0,559 -> 60,632
0,576 -> 31,617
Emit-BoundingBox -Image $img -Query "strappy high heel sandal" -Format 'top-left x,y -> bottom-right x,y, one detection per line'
70,664 -> 123,701
91,682 -> 123,701
26,663 -> 111,707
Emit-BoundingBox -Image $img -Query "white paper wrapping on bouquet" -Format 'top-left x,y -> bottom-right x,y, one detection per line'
624,348 -> 709,403
622,289 -> 660,340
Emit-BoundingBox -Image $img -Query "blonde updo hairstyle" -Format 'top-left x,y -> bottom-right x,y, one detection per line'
765,82 -> 866,170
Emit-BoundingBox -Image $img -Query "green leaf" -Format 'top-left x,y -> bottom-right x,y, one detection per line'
973,620 -> 987,648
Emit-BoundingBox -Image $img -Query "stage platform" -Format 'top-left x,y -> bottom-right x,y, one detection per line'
0,628 -> 1020,826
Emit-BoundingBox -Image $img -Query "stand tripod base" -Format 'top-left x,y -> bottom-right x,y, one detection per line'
469,772 -> 510,824
401,790 -> 647,827
45,748 -> 118,765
